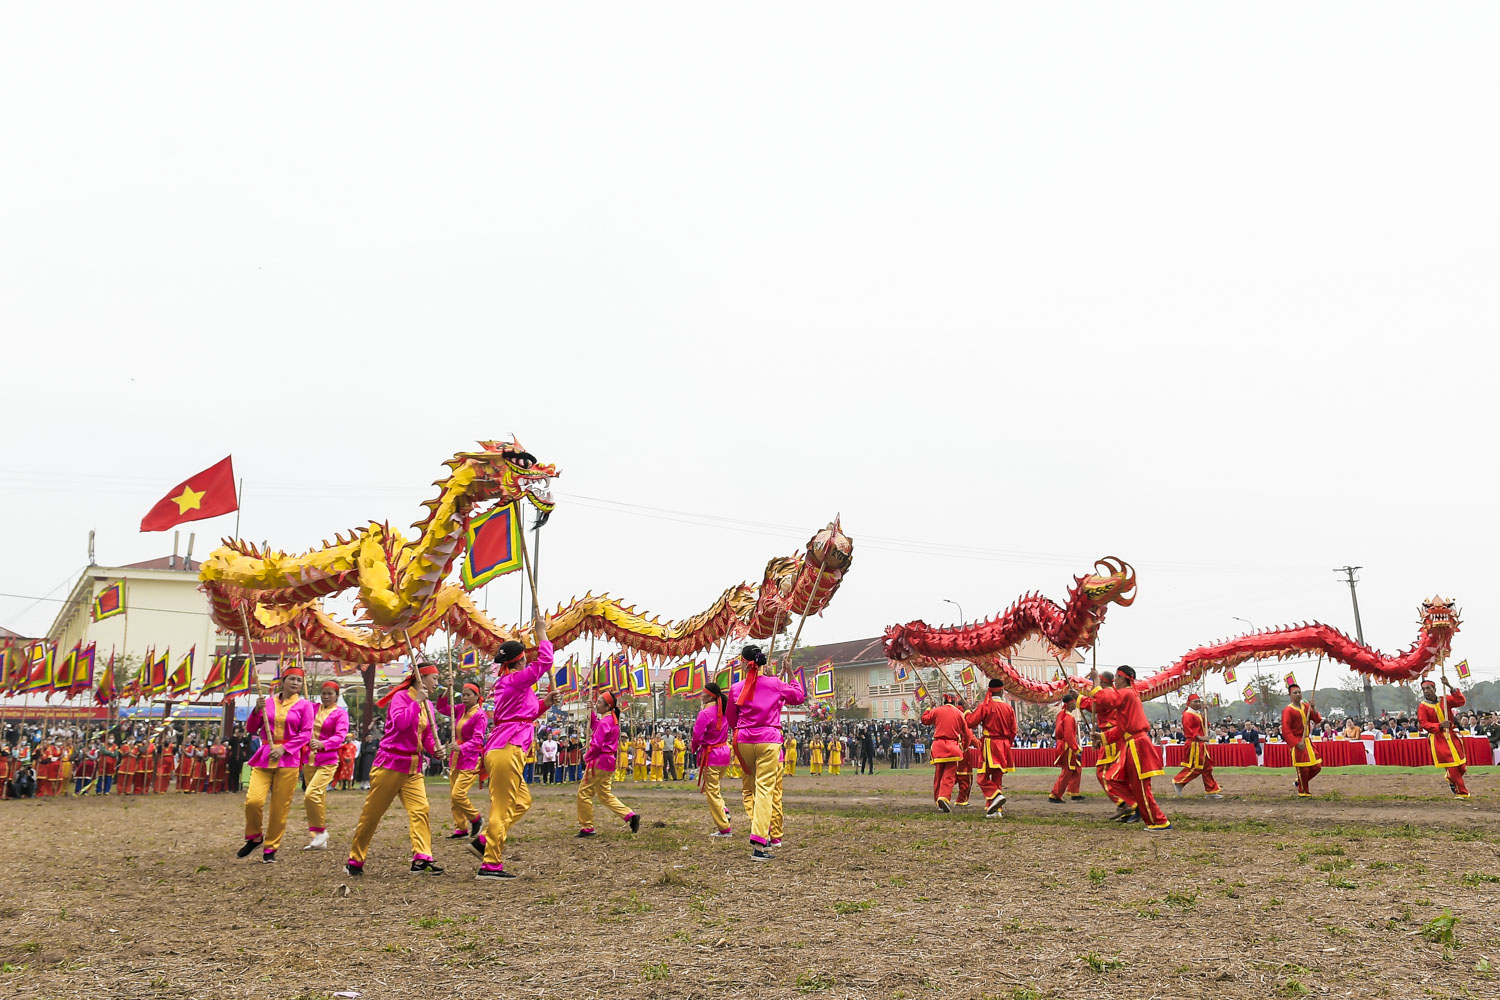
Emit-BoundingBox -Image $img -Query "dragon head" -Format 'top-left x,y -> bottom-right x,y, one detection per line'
450,438 -> 558,507
1079,556 -> 1137,607
1417,595 -> 1461,637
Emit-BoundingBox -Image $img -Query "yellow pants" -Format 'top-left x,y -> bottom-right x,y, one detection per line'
771,765 -> 784,840
810,761 -> 822,774
244,766 -> 299,852
830,763 -> 841,775
347,767 -> 432,865
701,765 -> 731,832
450,768 -> 481,830
650,763 -> 663,781
784,757 -> 796,776
481,746 -> 531,868
737,742 -> 783,845
633,763 -> 646,781
577,767 -> 634,829
615,756 -> 627,780
300,763 -> 337,832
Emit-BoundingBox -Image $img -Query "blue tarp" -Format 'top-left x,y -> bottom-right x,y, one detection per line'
116,703 -> 251,721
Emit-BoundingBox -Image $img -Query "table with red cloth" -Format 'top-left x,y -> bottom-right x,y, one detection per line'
1159,742 -> 1259,768
1372,736 -> 1494,767
1260,739 -> 1368,768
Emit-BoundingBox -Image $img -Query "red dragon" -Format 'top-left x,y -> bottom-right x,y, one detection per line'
884,558 -> 1461,704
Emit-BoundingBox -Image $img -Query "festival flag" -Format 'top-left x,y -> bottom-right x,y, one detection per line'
200,654 -> 227,695
460,502 -> 524,590
1223,667 -> 1236,684
461,648 -> 479,670
691,659 -> 707,695
900,699 -> 911,716
715,658 -> 745,693
613,653 -> 630,693
813,659 -> 835,699
23,642 -> 55,695
52,643 -> 80,700
148,648 -> 170,694
225,656 -> 253,697
70,643 -> 96,698
1283,671 -> 1298,688
135,647 -> 154,695
1211,693 -> 1221,707
913,682 -> 929,703
629,662 -> 651,697
591,656 -> 611,691
139,455 -> 238,532
668,661 -> 695,696
0,643 -> 21,693
959,664 -> 976,686
169,647 -> 194,696
94,650 -> 117,704
1242,682 -> 1257,704
92,580 -> 126,622
552,654 -> 578,693
1454,659 -> 1470,680
892,662 -> 910,683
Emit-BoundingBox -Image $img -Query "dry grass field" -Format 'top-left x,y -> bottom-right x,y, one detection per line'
2,765 -> 1498,1000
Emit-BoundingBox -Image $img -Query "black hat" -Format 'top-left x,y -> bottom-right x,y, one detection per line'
495,640 -> 526,665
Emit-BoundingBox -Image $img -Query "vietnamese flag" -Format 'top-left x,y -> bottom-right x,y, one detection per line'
140,456 -> 238,532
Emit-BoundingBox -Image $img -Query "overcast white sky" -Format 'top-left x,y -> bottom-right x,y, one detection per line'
2,6 -> 1495,696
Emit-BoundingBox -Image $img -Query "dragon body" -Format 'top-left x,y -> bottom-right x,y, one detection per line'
884,559 -> 1460,704
200,442 -> 853,664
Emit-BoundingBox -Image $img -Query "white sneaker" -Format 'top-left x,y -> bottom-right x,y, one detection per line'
1173,783 -> 1185,797
304,831 -> 329,851
709,830 -> 733,839
1207,793 -> 1224,800
985,809 -> 1003,820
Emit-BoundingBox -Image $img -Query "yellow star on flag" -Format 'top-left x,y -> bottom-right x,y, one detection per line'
171,485 -> 205,514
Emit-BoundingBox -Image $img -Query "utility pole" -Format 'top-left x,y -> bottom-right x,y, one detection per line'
1334,566 -> 1375,719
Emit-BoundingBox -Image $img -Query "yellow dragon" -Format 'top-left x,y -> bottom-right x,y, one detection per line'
199,440 -> 852,664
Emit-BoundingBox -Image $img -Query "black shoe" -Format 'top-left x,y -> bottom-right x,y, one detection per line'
475,867 -> 516,880
467,836 -> 485,859
470,818 -> 483,838
1070,795 -> 1086,801
237,839 -> 260,858
1047,796 -> 1064,803
576,829 -> 597,838
1119,813 -> 1141,824
937,799 -> 952,813
629,814 -> 641,834
409,859 -> 446,876
447,829 -> 468,839
751,848 -> 774,862
261,852 -> 278,864
344,863 -> 363,877
1112,802 -> 1134,819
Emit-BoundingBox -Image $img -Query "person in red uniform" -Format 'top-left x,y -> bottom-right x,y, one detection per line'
953,725 -> 981,807
207,740 -> 229,794
1417,676 -> 1469,799
36,740 -> 60,798
154,740 -> 176,794
1081,670 -> 1126,807
1281,683 -> 1322,798
1048,692 -> 1084,803
920,694 -> 970,812
1086,666 -> 1170,829
965,679 -> 1017,818
1173,692 -> 1223,799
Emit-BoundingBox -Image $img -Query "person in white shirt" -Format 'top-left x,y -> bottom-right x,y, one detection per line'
540,735 -> 560,784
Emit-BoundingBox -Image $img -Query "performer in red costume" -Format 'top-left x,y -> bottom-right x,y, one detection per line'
1172,692 -> 1223,799
1048,692 -> 1084,803
1281,683 -> 1321,798
954,726 -> 981,807
1417,675 -> 1469,800
965,680 -> 1016,818
1086,666 -> 1170,830
920,694 -> 969,813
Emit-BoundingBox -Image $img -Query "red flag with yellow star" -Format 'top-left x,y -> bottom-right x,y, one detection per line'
139,456 -> 238,532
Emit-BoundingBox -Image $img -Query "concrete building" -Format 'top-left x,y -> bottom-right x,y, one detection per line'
45,555 -> 219,682
790,635 -> 1084,720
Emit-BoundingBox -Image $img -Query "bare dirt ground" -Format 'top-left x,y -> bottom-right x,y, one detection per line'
3,765 -> 1498,1000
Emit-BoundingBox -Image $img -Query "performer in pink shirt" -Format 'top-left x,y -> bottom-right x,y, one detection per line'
345,664 -> 443,876
472,635 -> 556,880
435,682 -> 489,839
238,668 -> 315,864
691,683 -> 734,838
576,689 -> 640,837
301,679 -> 350,851
728,645 -> 806,861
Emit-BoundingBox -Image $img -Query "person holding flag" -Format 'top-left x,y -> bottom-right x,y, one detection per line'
921,693 -> 970,812
691,682 -> 734,838
345,662 -> 443,876
1172,692 -> 1224,800
1047,691 -> 1084,803
1281,682 -> 1322,798
576,688 -> 640,839
239,667 -> 315,864
471,618 -> 557,881
300,680 -> 350,851
728,644 -> 806,862
1417,674 -> 1469,799
436,682 -> 489,840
